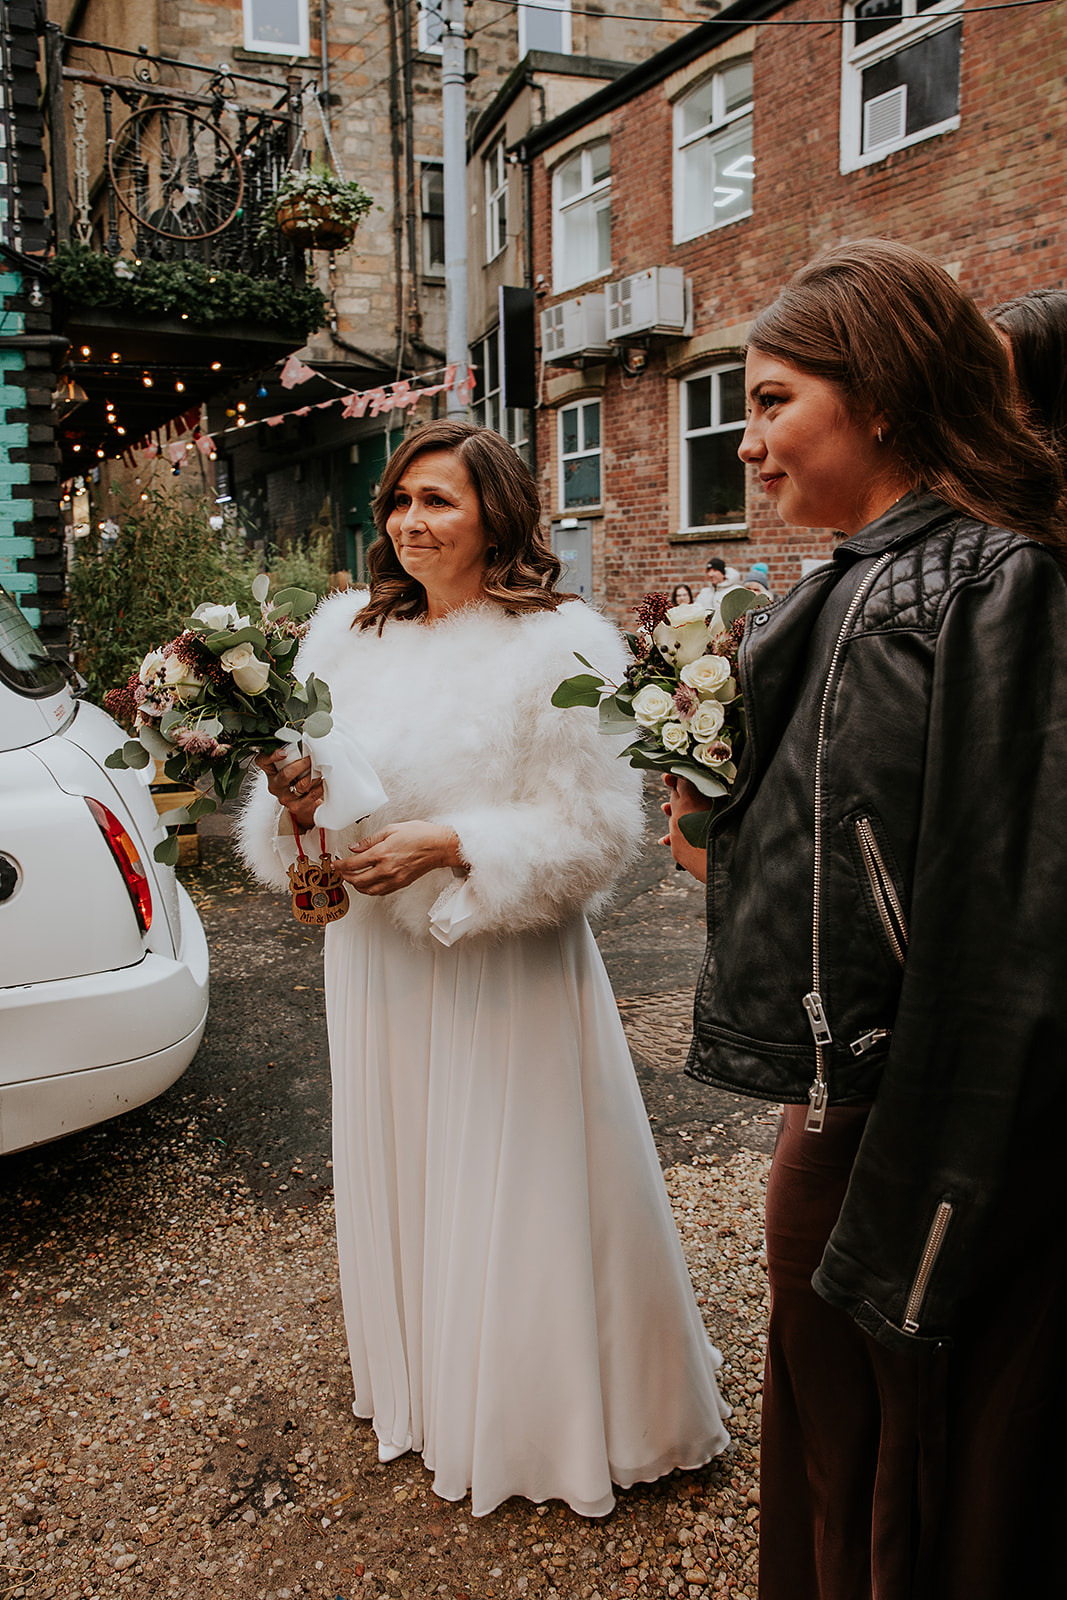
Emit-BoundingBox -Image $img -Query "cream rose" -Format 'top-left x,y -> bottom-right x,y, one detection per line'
689,699 -> 726,742
139,648 -> 167,683
632,683 -> 675,726
220,642 -> 271,695
192,601 -> 247,632
693,739 -> 731,768
664,602 -> 711,628
680,653 -> 732,696
661,720 -> 690,753
162,653 -> 204,703
652,614 -> 713,667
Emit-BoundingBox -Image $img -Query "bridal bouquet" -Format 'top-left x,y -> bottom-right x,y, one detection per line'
552,587 -> 760,846
104,573 -> 331,865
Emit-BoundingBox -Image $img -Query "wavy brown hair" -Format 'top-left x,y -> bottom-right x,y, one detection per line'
748,239 -> 1066,551
356,420 -> 565,631
988,288 -> 1067,473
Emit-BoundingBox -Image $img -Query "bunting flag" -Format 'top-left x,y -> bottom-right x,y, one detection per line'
113,358 -> 480,473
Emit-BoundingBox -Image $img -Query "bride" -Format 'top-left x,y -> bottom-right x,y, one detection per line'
238,420 -> 730,1517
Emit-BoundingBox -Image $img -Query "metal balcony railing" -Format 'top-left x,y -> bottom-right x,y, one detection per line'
45,33 -> 307,282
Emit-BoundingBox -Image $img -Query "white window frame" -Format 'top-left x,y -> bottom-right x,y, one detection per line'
558,398 -> 602,513
417,0 -> 444,55
242,0 -> 309,57
420,162 -> 444,277
552,142 -> 611,295
484,140 -> 508,264
471,329 -> 530,459
673,62 -> 754,245
840,0 -> 963,173
519,0 -> 572,58
680,364 -> 747,535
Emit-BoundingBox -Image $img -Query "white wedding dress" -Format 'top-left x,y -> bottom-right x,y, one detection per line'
237,595 -> 731,1517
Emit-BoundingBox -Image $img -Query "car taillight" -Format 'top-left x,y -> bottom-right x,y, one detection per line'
85,797 -> 153,935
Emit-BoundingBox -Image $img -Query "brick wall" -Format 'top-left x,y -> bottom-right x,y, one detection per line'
531,0 -> 1067,620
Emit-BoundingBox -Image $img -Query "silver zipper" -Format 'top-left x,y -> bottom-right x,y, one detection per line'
804,551 -> 895,1132
903,1200 -> 953,1332
855,817 -> 909,966
850,1027 -> 890,1057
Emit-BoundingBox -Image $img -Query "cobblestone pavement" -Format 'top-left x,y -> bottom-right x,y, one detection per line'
1,800 -> 774,1600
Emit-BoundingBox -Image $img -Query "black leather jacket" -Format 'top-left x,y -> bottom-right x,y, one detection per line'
686,492 -> 1067,1353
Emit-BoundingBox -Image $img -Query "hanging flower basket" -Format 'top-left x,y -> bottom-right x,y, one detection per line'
261,166 -> 375,252
274,198 -> 359,251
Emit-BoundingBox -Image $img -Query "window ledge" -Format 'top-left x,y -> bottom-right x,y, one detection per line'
670,526 -> 749,544
840,117 -> 960,175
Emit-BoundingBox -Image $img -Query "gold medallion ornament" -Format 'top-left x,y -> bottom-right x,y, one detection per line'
288,830 -> 350,925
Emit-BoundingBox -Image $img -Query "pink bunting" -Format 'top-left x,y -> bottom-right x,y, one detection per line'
279,354 -> 318,389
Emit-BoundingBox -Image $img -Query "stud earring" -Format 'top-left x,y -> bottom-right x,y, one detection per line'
876,427 -> 884,444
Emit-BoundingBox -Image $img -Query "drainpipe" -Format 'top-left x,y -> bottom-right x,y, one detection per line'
441,0 -> 467,415
385,0 -> 406,369
400,0 -> 421,350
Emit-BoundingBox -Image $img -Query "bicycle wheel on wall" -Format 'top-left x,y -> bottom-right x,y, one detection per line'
107,103 -> 244,241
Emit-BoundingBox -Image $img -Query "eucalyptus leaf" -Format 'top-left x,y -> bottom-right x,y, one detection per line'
267,602 -> 293,623
219,709 -> 244,730
252,572 -> 271,605
135,727 -> 168,761
104,747 -> 130,769
307,674 -> 331,713
598,696 -> 638,734
303,710 -> 333,739
204,625 -> 267,654
676,765 -> 728,799
551,674 -> 605,709
572,652 -> 605,675
272,586 -> 318,620
679,810 -> 713,850
185,795 -> 218,822
153,834 -> 182,867
273,726 -> 303,745
120,736 -> 151,768
719,588 -> 763,629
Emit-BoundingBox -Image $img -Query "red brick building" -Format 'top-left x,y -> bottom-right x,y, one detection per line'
517,0 -> 1066,615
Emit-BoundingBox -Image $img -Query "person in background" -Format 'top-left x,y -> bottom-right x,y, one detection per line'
670,582 -> 695,606
695,558 -> 728,608
662,240 -> 1067,1599
988,287 -> 1067,468
743,561 -> 773,598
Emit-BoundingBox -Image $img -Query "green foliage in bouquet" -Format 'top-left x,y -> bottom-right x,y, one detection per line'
553,586 -> 762,849
103,574 -> 332,866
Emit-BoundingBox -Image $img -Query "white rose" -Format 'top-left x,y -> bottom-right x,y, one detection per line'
220,643 -> 271,695
192,602 -> 248,631
139,648 -> 167,683
653,615 -> 713,667
680,653 -> 733,696
632,683 -> 675,726
665,602 -> 711,628
661,720 -> 690,753
694,739 -> 731,768
162,654 -> 204,703
689,699 -> 726,741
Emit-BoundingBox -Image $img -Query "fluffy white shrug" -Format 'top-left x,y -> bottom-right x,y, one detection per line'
235,592 -> 645,944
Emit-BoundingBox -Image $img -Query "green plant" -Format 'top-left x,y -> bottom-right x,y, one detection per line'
260,162 -> 374,244
69,494 -> 339,709
52,244 -> 327,334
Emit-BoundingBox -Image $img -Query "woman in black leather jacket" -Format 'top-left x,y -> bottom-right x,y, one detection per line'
664,240 -> 1067,1600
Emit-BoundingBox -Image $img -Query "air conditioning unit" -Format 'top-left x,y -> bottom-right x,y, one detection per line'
606,267 -> 689,341
539,293 -> 611,365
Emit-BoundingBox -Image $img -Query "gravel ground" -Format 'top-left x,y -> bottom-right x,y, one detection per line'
2,836 -> 773,1600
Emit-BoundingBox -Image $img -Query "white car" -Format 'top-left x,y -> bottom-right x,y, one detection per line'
0,584 -> 210,1154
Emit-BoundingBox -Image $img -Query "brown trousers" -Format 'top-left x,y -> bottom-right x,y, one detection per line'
758,1104 -> 1066,1600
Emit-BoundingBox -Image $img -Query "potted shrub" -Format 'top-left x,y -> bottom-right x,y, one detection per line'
264,164 -> 374,251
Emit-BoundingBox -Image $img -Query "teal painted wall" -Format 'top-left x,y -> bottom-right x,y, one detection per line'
0,269 -> 36,626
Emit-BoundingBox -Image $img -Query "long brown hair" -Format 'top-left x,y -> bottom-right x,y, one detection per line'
988,288 -> 1067,473
748,238 -> 1065,550
356,420 -> 564,631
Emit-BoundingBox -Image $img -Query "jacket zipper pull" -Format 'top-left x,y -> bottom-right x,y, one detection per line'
802,991 -> 833,1045
850,1027 -> 890,1057
805,1077 -> 828,1133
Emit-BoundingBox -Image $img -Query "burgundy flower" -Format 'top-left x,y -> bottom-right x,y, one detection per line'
634,592 -> 672,633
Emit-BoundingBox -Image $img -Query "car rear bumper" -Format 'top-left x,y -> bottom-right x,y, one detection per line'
0,883 -> 210,1153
